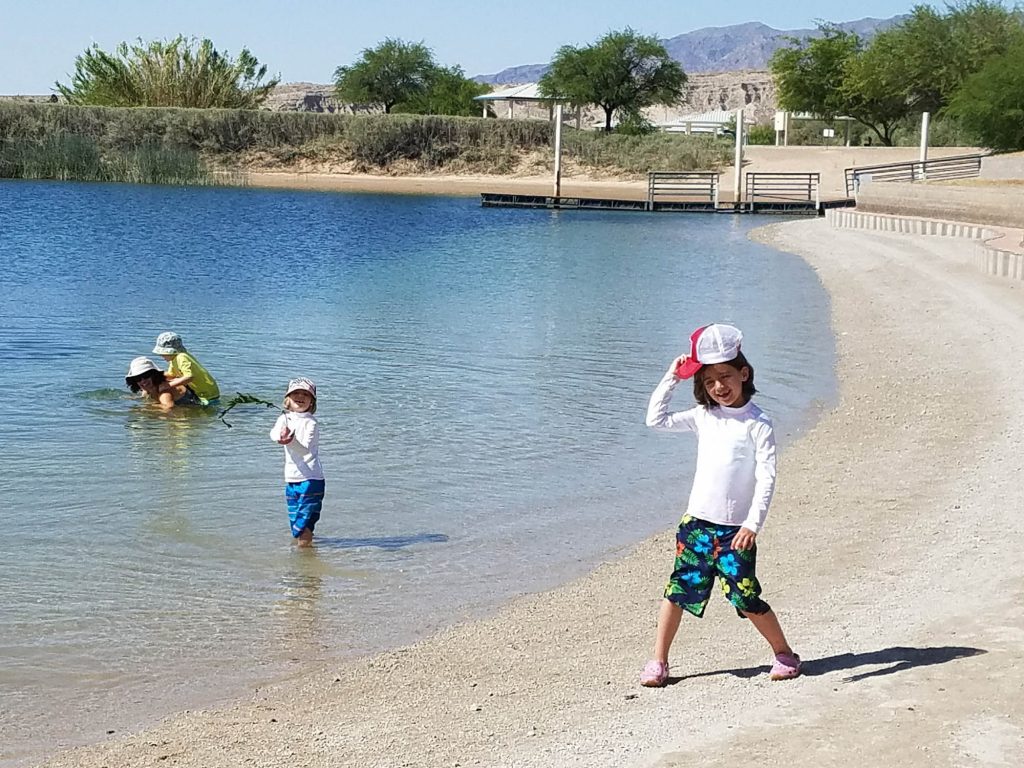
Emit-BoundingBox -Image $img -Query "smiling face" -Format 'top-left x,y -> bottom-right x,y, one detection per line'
136,376 -> 158,396
286,390 -> 314,413
700,363 -> 750,408
128,371 -> 162,397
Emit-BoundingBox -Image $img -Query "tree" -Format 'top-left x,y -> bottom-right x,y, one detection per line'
397,66 -> 492,117
770,26 -> 862,120
334,38 -> 435,113
839,35 -> 919,145
56,36 -> 278,109
946,37 -> 1024,150
870,1 -> 1024,114
539,29 -> 686,132
771,25 -> 913,145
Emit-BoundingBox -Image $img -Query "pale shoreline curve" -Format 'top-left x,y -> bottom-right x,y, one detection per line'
238,170 -> 650,200
236,146 -> 980,199
28,218 -> 1024,768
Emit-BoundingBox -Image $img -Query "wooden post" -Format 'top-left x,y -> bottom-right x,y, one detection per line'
553,103 -> 563,198
733,107 -> 744,206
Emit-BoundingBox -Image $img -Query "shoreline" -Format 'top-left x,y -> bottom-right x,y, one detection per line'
236,146 -> 981,199
29,216 -> 1024,766
238,171 -> 650,199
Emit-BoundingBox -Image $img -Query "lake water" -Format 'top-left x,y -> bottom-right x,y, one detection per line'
0,180 -> 836,764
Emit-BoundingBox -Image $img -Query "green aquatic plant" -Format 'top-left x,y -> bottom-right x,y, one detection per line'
217,392 -> 281,427
0,134 -> 212,184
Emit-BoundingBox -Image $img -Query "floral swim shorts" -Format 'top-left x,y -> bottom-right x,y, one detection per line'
664,515 -> 771,618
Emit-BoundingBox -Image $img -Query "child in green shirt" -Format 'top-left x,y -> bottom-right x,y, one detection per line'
152,331 -> 221,406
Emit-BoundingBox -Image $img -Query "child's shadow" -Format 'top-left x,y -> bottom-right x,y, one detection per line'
665,645 -> 986,686
313,533 -> 449,551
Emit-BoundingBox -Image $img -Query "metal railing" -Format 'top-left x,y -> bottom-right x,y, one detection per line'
744,172 -> 820,211
844,153 -> 986,197
647,171 -> 719,210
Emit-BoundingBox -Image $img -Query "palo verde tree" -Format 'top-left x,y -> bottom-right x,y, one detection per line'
539,29 -> 686,132
334,38 -> 436,113
56,36 -> 279,108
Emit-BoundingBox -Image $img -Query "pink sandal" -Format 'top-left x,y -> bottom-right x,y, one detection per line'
769,652 -> 801,680
640,659 -> 670,687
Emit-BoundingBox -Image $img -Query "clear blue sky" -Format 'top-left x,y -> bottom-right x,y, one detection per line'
1,0 -> 919,94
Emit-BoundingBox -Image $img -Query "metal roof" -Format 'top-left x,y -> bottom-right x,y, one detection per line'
658,110 -> 757,127
474,83 -> 556,102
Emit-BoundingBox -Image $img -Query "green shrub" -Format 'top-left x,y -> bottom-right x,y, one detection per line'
746,124 -> 776,145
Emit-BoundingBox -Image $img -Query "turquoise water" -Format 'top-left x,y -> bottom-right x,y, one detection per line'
0,180 -> 836,763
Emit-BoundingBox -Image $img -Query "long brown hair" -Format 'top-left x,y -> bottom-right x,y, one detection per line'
126,369 -> 166,393
692,351 -> 757,408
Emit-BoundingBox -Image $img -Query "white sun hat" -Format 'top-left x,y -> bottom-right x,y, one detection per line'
125,356 -> 160,386
152,331 -> 186,355
674,324 -> 743,379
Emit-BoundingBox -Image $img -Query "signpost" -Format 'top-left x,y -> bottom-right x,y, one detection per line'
734,107 -> 744,205
553,103 -> 563,198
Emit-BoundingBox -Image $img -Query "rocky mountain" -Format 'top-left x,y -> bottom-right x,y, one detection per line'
476,16 -> 904,84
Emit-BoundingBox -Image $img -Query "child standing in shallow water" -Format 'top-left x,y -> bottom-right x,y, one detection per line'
269,378 -> 324,548
640,323 -> 800,687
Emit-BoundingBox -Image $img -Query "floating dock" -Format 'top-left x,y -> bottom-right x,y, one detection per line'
480,192 -> 854,215
481,171 -> 853,215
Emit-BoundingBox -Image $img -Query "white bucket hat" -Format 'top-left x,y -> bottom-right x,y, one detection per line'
153,331 -> 186,355
675,324 -> 743,379
125,356 -> 160,387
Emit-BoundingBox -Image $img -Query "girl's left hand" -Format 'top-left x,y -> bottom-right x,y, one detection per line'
733,528 -> 757,551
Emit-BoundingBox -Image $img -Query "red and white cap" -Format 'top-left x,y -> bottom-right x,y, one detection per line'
674,324 -> 743,379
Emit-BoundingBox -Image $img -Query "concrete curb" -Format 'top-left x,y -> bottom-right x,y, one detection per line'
825,208 -> 1024,283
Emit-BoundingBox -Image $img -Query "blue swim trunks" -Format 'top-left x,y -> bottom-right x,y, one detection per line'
664,515 -> 771,618
285,479 -> 325,537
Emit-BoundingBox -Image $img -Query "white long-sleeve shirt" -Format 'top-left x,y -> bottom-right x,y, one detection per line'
269,412 -> 324,483
646,371 -> 776,533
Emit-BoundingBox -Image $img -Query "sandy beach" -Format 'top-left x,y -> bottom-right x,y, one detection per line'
240,146 -> 981,200
29,212 -> 1024,766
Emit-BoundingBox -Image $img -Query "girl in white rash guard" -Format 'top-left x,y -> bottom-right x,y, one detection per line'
639,323 -> 801,687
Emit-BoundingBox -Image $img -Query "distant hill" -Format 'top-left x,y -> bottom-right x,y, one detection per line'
475,16 -> 905,84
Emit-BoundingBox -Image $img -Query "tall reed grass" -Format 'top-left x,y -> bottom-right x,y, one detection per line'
0,135 -> 213,184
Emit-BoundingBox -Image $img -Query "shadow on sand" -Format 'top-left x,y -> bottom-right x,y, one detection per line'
312,533 -> 449,551
664,645 -> 986,686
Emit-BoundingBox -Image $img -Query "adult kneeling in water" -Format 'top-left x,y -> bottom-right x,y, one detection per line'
125,357 -> 191,410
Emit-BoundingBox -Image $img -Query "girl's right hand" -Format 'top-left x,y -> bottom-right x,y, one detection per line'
670,355 -> 689,378
277,416 -> 293,444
